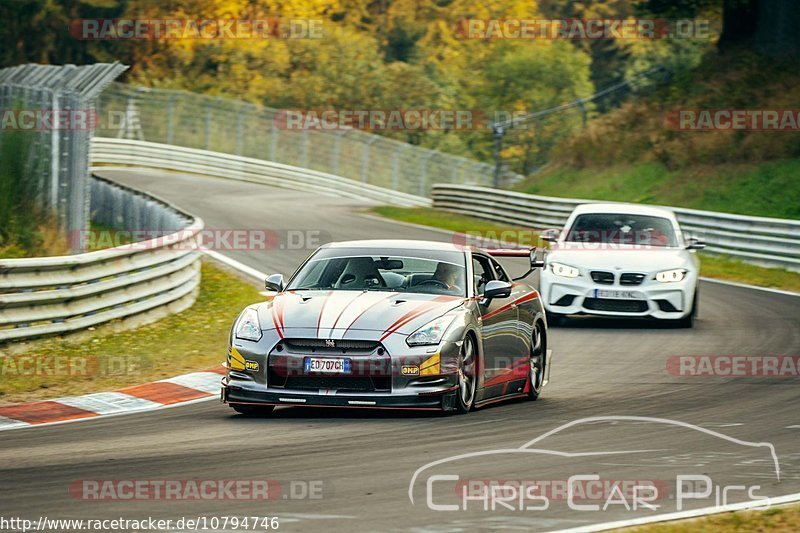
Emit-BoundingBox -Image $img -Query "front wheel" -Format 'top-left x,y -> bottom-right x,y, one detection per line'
527,322 -> 546,400
231,404 -> 275,417
455,335 -> 477,414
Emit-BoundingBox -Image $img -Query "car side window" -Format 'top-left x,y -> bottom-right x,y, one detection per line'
489,257 -> 510,282
472,255 -> 495,295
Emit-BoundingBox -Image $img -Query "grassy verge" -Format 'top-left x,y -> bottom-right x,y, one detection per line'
370,206 -> 800,293
0,259 -> 263,405
624,503 -> 800,532
513,160 -> 800,220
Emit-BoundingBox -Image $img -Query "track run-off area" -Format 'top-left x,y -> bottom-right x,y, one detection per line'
1,168 -> 799,532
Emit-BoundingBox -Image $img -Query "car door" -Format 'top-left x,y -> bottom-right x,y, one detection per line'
489,255 -> 532,389
472,254 -> 519,398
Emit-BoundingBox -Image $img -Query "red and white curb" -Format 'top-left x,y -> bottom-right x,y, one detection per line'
0,367 -> 224,432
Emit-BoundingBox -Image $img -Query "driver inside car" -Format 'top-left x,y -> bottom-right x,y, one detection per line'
432,262 -> 460,290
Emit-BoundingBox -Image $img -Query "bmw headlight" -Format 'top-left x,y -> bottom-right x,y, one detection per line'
235,308 -> 262,341
655,268 -> 687,283
406,315 -> 456,347
550,262 -> 580,278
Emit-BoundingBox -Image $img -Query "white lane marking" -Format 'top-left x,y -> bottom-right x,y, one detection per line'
203,249 -> 267,282
0,416 -> 30,430
786,425 -> 800,429
54,392 -> 161,415
550,492 -> 800,533
162,372 -> 224,394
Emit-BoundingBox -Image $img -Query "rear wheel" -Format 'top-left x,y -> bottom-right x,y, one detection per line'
231,404 -> 275,417
527,322 -> 546,400
455,336 -> 477,414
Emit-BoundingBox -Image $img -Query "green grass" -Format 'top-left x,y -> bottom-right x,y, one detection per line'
0,260 -> 263,404
514,160 -> 800,220
625,503 -> 800,532
370,206 -> 800,293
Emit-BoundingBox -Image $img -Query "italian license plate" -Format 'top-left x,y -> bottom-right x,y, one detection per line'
594,289 -> 642,299
304,357 -> 351,374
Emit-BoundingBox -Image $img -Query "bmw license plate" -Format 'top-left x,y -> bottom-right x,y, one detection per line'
304,357 -> 351,374
594,289 -> 642,299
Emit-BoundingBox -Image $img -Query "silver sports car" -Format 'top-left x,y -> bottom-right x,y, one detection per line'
221,240 -> 551,415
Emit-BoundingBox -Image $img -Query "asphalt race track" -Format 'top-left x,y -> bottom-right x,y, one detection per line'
1,168 -> 799,532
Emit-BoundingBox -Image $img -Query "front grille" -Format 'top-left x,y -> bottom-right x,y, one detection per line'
284,376 -> 389,392
620,273 -> 646,286
583,298 -> 648,313
590,271 -> 615,285
280,338 -> 381,355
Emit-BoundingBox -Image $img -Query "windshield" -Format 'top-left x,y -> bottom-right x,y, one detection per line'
565,213 -> 678,248
287,247 -> 467,296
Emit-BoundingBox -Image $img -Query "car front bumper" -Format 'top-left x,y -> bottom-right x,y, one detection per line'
221,376 -> 459,411
541,271 -> 696,320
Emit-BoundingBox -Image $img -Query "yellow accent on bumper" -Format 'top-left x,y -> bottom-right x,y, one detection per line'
229,346 -> 246,371
419,353 -> 440,376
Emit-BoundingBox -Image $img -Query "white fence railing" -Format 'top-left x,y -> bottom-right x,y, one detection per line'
0,176 -> 204,343
432,184 -> 800,272
90,137 -> 432,208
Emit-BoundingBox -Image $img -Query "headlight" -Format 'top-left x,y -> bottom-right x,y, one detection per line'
235,308 -> 262,341
406,315 -> 456,347
655,268 -> 687,283
550,262 -> 580,278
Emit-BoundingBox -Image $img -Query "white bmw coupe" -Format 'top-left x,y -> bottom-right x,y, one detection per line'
539,203 -> 705,327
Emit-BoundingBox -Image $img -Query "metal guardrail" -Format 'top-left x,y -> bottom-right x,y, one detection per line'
89,137 -> 431,207
97,83 -> 498,196
432,184 -> 800,272
0,176 -> 203,343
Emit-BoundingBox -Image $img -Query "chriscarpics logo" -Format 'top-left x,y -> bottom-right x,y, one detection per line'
409,416 -> 780,515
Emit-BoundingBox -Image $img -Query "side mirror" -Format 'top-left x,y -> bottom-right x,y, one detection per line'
686,238 -> 706,250
511,248 -> 545,281
265,273 -> 285,292
483,280 -> 512,300
529,248 -> 545,269
541,229 -> 560,243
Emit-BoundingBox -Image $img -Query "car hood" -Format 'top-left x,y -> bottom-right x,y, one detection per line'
548,244 -> 692,272
256,290 -> 464,339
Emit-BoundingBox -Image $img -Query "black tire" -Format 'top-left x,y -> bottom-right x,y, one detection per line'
527,322 -> 546,401
455,335 -> 478,414
231,404 -> 275,417
677,289 -> 698,328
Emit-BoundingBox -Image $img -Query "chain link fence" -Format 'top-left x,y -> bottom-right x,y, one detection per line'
0,63 -> 128,252
97,84 -> 499,197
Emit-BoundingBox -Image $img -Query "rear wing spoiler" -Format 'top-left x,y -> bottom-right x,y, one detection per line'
486,247 -> 545,280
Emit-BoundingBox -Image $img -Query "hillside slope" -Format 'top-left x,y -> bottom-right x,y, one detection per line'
515,52 -> 800,219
